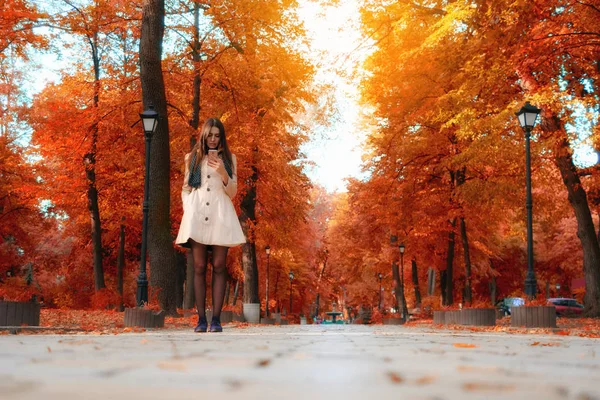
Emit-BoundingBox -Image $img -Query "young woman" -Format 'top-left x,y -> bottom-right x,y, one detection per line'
175,118 -> 246,333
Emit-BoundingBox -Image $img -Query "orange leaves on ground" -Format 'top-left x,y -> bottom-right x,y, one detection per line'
453,343 -> 478,349
530,341 -> 561,347
387,371 -> 404,384
462,382 -> 516,392
41,309 -> 124,331
257,359 -> 271,367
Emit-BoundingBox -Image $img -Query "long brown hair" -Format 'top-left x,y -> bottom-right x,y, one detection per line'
187,118 -> 233,171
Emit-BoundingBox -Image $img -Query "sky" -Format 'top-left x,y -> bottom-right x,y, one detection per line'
296,0 -> 372,193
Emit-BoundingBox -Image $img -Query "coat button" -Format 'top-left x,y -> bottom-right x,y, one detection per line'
207,188 -> 210,192
205,217 -> 209,221
207,175 -> 211,178
206,202 -> 209,206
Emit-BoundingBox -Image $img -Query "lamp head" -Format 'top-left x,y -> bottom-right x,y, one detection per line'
516,102 -> 541,130
139,105 -> 159,137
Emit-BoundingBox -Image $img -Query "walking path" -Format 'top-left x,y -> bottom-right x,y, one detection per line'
1,325 -> 599,399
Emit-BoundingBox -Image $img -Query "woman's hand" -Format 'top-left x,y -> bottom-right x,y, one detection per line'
208,156 -> 228,182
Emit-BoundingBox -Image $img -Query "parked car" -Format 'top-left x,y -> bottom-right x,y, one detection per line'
547,298 -> 584,316
496,297 -> 525,316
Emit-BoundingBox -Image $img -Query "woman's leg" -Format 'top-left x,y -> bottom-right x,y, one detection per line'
190,240 -> 208,319
211,245 -> 229,319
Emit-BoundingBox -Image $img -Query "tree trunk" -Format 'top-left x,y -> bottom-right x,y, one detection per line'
440,269 -> 447,304
232,280 -> 239,306
444,218 -> 456,305
190,0 -> 202,133
240,222 -> 259,305
175,250 -> 186,309
460,217 -> 472,305
224,279 -> 231,306
183,250 -> 195,309
274,270 -> 280,310
140,0 -> 177,315
86,31 -> 105,292
411,258 -> 422,307
240,160 -> 259,304
546,114 -> 600,316
181,1 -> 204,310
489,259 -> 497,306
117,219 -> 125,311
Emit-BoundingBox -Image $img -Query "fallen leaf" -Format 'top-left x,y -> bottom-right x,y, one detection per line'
157,362 -> 187,371
47,347 -> 51,353
415,375 -> 437,385
463,382 -> 515,392
257,359 -> 271,367
387,371 -> 404,384
454,343 -> 478,349
530,342 -> 540,346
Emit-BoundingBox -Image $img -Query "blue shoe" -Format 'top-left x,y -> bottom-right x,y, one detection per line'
194,316 -> 208,333
210,317 -> 223,333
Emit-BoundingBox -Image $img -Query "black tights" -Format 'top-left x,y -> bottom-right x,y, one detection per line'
190,240 -> 229,320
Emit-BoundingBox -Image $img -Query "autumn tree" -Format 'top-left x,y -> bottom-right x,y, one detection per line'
355,0 -> 600,315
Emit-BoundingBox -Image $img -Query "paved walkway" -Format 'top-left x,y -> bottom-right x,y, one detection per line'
1,325 -> 599,400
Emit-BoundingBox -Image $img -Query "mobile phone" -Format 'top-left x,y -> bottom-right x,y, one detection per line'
208,149 -> 218,159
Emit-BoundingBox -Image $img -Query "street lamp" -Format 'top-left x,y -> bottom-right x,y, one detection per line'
265,245 -> 271,318
556,283 -> 561,294
399,243 -> 408,322
289,270 -> 294,314
516,101 -> 541,299
136,105 -> 159,307
378,272 -> 383,310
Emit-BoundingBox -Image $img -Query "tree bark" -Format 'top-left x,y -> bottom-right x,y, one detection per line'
175,250 -> 186,309
183,250 -> 195,309
86,29 -> 105,292
489,259 -> 497,306
190,0 -> 202,133
411,258 -> 422,307
440,269 -> 447,304
240,159 -> 259,304
232,280 -> 239,306
444,218 -> 456,305
545,115 -> 600,316
460,217 -> 472,305
117,219 -> 125,311
224,279 -> 231,306
140,0 -> 178,315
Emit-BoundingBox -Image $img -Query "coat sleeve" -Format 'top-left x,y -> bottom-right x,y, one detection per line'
182,153 -> 192,203
222,154 -> 238,199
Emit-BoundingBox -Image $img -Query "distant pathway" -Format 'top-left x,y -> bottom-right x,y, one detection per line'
1,325 -> 599,399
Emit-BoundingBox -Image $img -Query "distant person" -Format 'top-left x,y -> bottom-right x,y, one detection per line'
175,118 -> 246,333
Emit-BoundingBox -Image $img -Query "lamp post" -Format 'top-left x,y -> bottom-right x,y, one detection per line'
136,105 -> 159,307
265,245 -> 271,318
399,243 -> 408,322
516,102 -> 541,299
556,283 -> 561,295
378,272 -> 383,310
289,270 -> 294,314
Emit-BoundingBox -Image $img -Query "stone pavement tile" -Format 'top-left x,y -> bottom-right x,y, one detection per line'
0,325 -> 598,400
